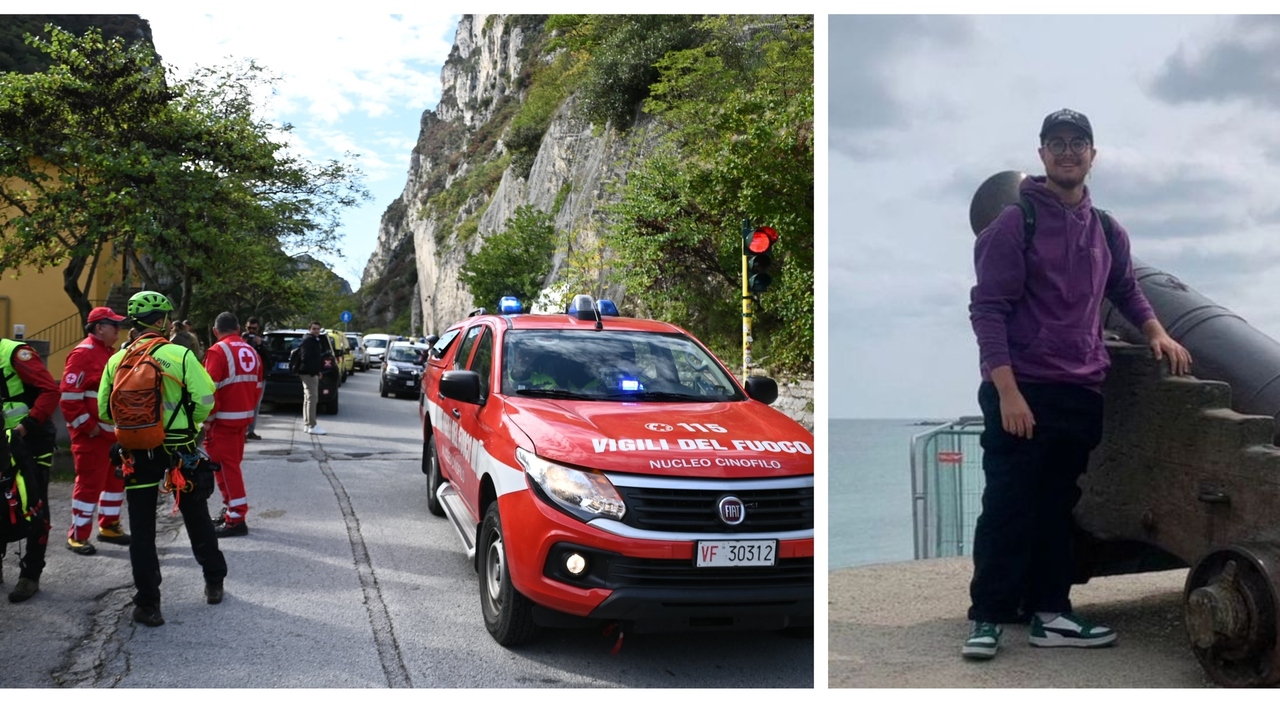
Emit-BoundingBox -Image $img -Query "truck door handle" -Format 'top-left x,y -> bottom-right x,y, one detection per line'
1198,490 -> 1230,505
452,408 -> 461,418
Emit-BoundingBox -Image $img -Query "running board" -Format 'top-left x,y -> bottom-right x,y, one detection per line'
438,483 -> 477,560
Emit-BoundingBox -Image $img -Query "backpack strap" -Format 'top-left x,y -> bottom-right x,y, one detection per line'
1017,195 -> 1118,255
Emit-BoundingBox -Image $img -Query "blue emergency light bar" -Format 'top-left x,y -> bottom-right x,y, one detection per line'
597,299 -> 619,316
499,296 -> 523,314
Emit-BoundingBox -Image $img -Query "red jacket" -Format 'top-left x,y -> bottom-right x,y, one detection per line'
204,333 -> 265,427
8,342 -> 58,426
60,334 -> 116,438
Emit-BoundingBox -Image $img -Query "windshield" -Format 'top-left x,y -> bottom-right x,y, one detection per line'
264,334 -> 303,354
387,346 -> 422,363
500,330 -> 742,402
366,338 -> 388,349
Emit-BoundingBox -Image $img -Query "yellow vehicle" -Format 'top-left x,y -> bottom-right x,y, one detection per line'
325,329 -> 354,380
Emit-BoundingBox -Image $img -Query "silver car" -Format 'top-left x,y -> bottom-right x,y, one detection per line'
345,333 -> 368,371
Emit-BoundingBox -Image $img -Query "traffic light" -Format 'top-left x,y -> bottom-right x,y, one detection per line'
744,225 -> 778,293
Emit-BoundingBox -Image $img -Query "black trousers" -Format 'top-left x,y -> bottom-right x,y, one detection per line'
968,381 -> 1104,623
124,449 -> 227,608
11,422 -> 54,581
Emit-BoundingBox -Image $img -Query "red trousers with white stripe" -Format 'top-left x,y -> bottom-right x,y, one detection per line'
206,422 -> 249,524
68,433 -> 126,541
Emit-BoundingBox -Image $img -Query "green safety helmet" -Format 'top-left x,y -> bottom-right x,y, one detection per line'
127,290 -> 174,319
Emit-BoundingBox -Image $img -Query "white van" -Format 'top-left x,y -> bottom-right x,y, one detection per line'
363,333 -> 392,368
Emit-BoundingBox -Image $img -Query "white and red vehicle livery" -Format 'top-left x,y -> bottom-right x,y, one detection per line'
419,295 -> 813,645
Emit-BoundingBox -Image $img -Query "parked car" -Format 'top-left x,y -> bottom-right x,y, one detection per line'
260,329 -> 341,414
346,333 -> 367,371
419,294 -> 813,645
325,329 -> 354,380
380,341 -> 429,399
364,333 -> 392,369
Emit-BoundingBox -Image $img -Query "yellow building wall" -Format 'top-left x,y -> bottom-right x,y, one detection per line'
2,164 -> 127,377
0,249 -> 126,377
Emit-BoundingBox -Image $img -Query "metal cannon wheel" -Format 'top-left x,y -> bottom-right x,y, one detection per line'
1184,544 -> 1280,687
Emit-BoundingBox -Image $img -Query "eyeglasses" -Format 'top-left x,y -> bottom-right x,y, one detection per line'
1043,137 -> 1091,156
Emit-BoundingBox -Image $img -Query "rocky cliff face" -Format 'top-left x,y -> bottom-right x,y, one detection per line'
359,14 -> 647,333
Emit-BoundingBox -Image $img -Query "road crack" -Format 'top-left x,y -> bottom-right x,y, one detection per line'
314,436 -> 413,688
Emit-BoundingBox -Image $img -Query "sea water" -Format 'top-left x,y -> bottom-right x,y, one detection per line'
829,418 -> 949,570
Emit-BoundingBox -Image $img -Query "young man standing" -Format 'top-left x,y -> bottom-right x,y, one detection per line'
964,109 -> 1194,659
204,312 -> 263,538
298,321 -> 326,435
60,307 -> 131,555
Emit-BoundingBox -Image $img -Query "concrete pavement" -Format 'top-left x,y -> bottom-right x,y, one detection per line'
829,558 -> 1215,688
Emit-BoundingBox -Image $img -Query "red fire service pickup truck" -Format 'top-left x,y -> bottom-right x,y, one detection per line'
419,294 -> 813,645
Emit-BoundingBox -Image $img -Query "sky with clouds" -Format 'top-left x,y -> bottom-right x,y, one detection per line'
830,14 -> 1280,419
135,9 -> 460,291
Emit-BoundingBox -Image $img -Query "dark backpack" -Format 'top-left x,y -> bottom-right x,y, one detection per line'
1,432 -> 42,545
1016,195 -> 1117,256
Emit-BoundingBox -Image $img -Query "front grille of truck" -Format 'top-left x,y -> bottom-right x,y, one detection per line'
615,484 -> 813,533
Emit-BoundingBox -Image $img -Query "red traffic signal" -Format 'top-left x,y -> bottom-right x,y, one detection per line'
747,226 -> 779,254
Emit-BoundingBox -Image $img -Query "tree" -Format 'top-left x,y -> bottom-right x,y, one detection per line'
460,205 -> 557,310
0,26 -> 368,325
606,15 -> 814,375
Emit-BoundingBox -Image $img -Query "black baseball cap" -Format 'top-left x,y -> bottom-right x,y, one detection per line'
1040,108 -> 1093,142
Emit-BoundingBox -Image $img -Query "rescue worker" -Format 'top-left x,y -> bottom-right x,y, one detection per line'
60,307 -> 131,555
1,336 -> 58,602
99,291 -> 226,626
506,345 -> 558,391
203,312 -> 263,538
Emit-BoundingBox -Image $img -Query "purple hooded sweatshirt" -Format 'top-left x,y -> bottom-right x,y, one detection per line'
969,176 -> 1156,390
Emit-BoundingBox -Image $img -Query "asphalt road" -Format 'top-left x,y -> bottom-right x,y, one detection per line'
0,369 -> 813,688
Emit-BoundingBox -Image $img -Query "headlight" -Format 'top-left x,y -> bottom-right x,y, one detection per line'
517,448 -> 625,522
386,365 -> 399,375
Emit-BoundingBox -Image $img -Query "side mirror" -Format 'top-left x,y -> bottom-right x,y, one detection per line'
744,376 -> 778,405
440,370 -> 482,405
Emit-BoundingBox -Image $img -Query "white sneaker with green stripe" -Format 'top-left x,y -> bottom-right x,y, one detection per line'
962,621 -> 1002,660
1029,612 -> 1116,648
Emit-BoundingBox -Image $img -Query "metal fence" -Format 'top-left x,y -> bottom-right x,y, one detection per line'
910,417 -> 986,559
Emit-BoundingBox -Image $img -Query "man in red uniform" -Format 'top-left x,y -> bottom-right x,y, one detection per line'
60,307 -> 131,555
1,336 -> 60,602
203,312 -> 263,538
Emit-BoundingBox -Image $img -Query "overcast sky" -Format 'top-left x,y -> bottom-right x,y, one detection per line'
135,8 -> 460,291
830,14 -> 1280,419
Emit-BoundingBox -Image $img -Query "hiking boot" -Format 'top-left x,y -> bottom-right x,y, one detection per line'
97,522 -> 131,545
961,621 -> 1002,660
212,507 -> 228,527
246,432 -> 262,441
1029,612 -> 1116,648
205,581 -> 224,605
133,604 -> 164,627
66,537 -> 98,555
8,577 -> 39,603
215,521 -> 248,538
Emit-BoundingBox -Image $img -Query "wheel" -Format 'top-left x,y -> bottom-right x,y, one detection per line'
380,381 -> 388,398
478,502 -> 538,646
424,435 -> 444,517
1184,544 -> 1280,687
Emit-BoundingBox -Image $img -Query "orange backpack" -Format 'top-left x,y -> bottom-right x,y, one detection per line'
109,337 -> 185,450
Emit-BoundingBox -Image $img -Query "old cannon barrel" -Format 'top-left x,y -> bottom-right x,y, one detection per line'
971,170 -> 1280,433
